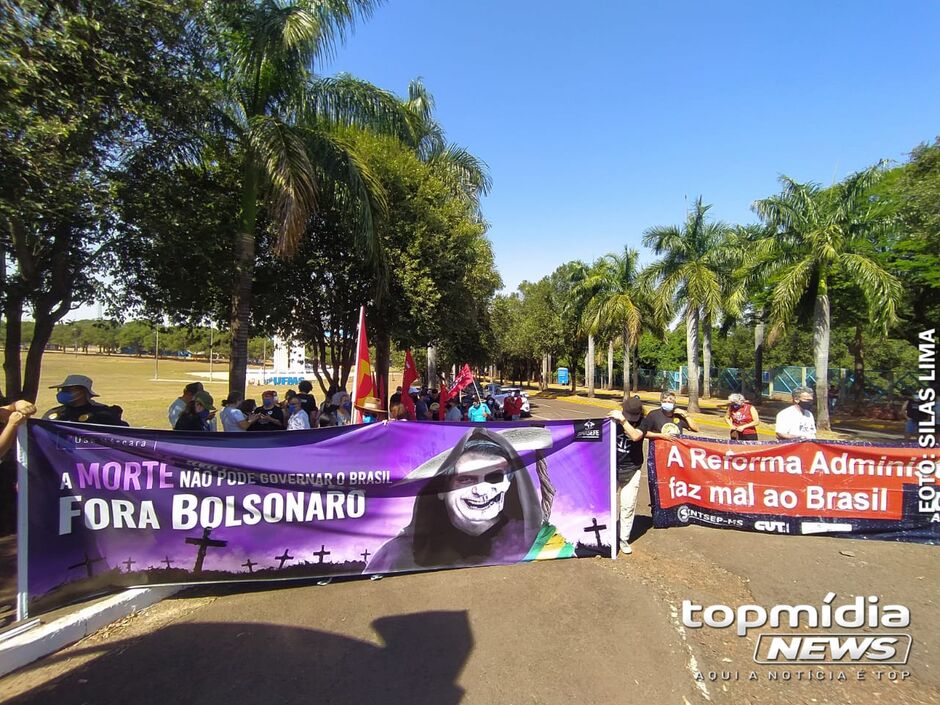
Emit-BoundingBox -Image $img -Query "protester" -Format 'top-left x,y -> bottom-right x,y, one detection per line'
174,391 -> 215,431
389,386 -> 403,406
904,389 -> 929,441
168,382 -> 203,428
639,391 -> 698,438
318,405 -> 338,427
429,402 -> 440,420
389,402 -> 410,421
286,396 -> 311,430
725,393 -> 759,440
220,391 -> 250,432
335,392 -> 352,425
43,375 -> 128,426
445,399 -> 463,422
607,396 -> 646,555
414,393 -> 429,420
0,399 -> 36,456
467,397 -> 492,423
828,383 -> 839,414
775,387 -> 817,440
296,380 -> 318,427
238,398 -> 257,417
504,391 -> 523,421
247,390 -> 285,431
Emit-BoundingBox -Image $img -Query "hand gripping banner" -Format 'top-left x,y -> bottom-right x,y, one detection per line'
20,419 -> 615,615
647,436 -> 939,544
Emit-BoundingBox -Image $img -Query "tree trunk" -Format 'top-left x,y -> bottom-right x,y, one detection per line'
3,297 -> 24,399
754,309 -> 765,403
813,285 -> 831,430
850,323 -> 864,410
622,324 -> 631,401
686,307 -> 701,413
227,161 -> 259,398
570,351 -> 577,393
702,311 -> 712,399
607,340 -> 614,391
632,342 -> 639,392
23,313 -> 57,402
587,334 -> 595,398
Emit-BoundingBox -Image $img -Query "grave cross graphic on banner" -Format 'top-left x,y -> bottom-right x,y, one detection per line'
242,558 -> 257,574
162,556 -> 175,569
185,527 -> 227,575
313,545 -> 331,564
122,557 -> 136,573
583,517 -> 607,547
275,550 -> 294,569
68,551 -> 106,578
361,549 -> 371,563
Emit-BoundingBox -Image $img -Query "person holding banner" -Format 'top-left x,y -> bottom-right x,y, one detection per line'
467,397 -> 492,423
639,391 -> 699,438
608,396 -> 646,555
724,393 -> 760,440
0,399 -> 36,456
775,387 -> 817,440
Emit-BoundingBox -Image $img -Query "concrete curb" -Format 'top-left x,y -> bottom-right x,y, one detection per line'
0,586 -> 179,677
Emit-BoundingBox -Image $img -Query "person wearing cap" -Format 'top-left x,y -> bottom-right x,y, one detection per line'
43,375 -> 128,426
247,390 -> 285,431
174,391 -> 216,431
608,396 -> 647,555
366,426 -> 573,574
168,382 -> 203,429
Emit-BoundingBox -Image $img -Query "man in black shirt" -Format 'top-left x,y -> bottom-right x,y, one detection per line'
43,374 -> 128,426
638,391 -> 698,438
247,390 -> 285,431
608,396 -> 647,555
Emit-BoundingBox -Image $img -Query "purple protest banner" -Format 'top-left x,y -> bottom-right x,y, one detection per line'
21,418 -> 614,615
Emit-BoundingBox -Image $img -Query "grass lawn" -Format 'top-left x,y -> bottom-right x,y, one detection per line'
19,351 -> 403,430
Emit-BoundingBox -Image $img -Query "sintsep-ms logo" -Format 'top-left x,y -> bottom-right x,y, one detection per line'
682,593 -> 912,665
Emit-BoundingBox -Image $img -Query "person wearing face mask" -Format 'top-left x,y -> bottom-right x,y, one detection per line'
286,396 -> 311,430
724,393 -> 760,440
775,387 -> 817,440
43,375 -> 128,426
335,393 -> 352,425
174,391 -> 216,431
247,390 -> 285,431
638,390 -> 699,439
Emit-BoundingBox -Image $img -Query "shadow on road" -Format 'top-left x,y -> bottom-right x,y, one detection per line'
6,611 -> 473,705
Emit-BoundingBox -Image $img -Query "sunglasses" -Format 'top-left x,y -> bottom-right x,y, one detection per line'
454,470 -> 511,486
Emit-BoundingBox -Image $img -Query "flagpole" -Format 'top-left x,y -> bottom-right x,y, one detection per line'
352,305 -> 364,424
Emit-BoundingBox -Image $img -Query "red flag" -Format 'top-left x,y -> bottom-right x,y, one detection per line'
352,306 -> 373,422
438,383 -> 449,420
449,363 -> 474,395
401,350 -> 418,420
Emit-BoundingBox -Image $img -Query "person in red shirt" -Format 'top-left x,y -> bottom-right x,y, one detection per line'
504,391 -> 522,421
725,393 -> 760,440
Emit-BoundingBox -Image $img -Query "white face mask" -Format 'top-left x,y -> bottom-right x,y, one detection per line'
661,402 -> 675,413
440,452 -> 512,536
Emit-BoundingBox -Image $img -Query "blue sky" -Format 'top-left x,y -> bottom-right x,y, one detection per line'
322,0 -> 940,293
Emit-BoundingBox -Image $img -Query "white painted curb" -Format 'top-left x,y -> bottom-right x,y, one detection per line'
0,586 -> 179,677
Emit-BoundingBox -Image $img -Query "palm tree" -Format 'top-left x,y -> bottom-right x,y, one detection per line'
642,198 -> 727,412
752,166 -> 902,430
580,248 -> 652,401
210,0 -> 415,395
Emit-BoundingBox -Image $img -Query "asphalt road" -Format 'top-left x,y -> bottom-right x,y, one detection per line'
2,398 -> 938,705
